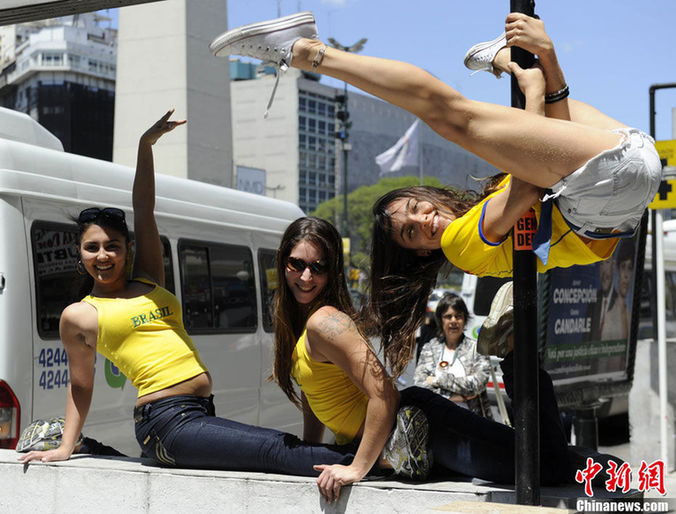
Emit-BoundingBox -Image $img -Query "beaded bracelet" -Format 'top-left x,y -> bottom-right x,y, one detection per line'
312,44 -> 327,70
545,84 -> 569,104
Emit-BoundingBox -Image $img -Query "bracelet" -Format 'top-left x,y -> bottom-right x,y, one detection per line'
545,84 -> 569,104
312,44 -> 327,70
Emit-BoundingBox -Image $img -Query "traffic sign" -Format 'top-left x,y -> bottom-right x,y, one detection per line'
649,140 -> 676,210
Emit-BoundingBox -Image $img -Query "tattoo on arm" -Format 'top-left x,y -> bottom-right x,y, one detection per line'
317,312 -> 354,341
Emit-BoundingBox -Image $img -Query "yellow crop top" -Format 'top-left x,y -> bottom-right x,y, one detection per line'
81,277 -> 209,397
441,176 -> 618,277
291,329 -> 368,445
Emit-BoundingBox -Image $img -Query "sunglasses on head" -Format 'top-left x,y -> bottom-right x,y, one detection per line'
286,256 -> 328,275
78,207 -> 126,223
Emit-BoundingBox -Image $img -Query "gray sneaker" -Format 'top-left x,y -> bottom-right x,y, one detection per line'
477,281 -> 514,357
210,11 -> 318,68
210,12 -> 318,117
463,32 -> 507,78
382,405 -> 432,480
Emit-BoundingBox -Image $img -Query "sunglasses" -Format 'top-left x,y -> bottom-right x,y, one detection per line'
286,256 -> 328,275
78,207 -> 126,223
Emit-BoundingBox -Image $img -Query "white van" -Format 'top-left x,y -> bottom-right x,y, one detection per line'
0,108 -> 304,456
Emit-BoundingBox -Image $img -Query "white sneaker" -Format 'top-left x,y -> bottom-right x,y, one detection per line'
463,32 -> 507,78
210,12 -> 318,117
210,11 -> 318,68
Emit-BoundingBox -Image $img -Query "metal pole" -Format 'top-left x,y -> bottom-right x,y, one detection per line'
655,207 -> 668,466
510,0 -> 539,505
649,82 -> 676,468
342,81 -> 349,237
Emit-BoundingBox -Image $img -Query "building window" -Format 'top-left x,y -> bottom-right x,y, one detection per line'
308,118 -> 316,133
298,116 -> 306,131
308,136 -> 316,151
299,134 -> 307,149
308,99 -> 316,114
318,120 -> 326,135
299,97 -> 306,112
43,53 -> 63,66
317,102 -> 326,116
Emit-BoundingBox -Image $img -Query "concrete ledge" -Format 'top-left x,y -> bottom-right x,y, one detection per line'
0,449 -> 638,513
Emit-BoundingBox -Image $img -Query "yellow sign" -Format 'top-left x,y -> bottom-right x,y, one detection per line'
342,237 -> 350,256
649,140 -> 676,210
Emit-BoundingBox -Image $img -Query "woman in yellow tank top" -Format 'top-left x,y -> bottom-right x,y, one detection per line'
273,217 -> 438,503
273,217 -> 578,502
17,111 -> 366,479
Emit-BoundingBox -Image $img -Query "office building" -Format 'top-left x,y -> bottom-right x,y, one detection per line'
0,12 -> 116,160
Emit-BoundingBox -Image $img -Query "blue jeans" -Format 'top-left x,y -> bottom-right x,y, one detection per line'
134,395 -> 358,475
400,353 -> 569,485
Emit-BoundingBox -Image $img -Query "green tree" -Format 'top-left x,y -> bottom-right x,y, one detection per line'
312,175 -> 445,279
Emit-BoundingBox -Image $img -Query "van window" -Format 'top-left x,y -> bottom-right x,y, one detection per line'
32,223 -> 90,338
31,222 -> 174,339
179,241 -> 257,333
258,249 -> 277,333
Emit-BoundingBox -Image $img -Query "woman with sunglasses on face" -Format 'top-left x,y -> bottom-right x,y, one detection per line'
17,112 -> 372,482
272,217 -> 426,503
272,217 -> 573,503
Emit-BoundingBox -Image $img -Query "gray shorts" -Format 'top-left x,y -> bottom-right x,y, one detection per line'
550,128 -> 662,239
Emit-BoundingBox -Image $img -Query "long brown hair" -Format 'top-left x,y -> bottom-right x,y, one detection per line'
368,179 -> 504,377
272,217 -> 356,407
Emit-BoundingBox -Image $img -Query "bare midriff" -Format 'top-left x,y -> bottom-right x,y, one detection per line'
135,372 -> 213,407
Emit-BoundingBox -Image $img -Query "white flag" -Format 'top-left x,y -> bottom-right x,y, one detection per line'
375,119 -> 420,175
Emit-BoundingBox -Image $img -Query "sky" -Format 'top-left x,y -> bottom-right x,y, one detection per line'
102,0 -> 676,141
225,0 -> 676,141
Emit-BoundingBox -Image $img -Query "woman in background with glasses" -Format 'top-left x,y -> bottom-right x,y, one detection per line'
414,293 -> 493,419
17,111 -> 370,484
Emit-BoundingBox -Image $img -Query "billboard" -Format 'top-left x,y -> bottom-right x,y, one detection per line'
544,237 -> 639,385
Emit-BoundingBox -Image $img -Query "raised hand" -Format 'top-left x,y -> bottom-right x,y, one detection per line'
140,108 -> 186,146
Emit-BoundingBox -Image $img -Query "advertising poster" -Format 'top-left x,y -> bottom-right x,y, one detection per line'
544,237 -> 638,384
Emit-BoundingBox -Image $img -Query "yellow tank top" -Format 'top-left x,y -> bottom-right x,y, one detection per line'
82,278 -> 209,397
291,329 -> 368,444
